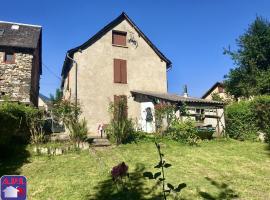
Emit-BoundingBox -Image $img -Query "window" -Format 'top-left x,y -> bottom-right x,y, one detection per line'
3,53 -> 15,63
195,109 -> 205,122
112,31 -> 127,46
114,59 -> 127,84
218,86 -> 224,93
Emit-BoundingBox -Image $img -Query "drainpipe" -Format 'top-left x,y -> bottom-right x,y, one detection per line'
66,53 -> 78,119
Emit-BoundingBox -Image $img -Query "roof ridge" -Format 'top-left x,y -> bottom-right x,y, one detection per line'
0,21 -> 41,28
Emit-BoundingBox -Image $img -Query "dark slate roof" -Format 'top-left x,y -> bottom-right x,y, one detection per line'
0,21 -> 41,49
131,90 -> 224,106
39,94 -> 52,105
61,12 -> 172,85
201,82 -> 224,99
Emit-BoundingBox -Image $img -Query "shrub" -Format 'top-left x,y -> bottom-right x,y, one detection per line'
0,102 -> 45,156
225,101 -> 258,140
52,100 -> 87,145
106,97 -> 135,145
250,96 -> 270,142
166,119 -> 199,145
69,118 -> 88,145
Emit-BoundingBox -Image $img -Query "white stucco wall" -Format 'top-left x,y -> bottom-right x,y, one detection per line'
63,19 -> 168,134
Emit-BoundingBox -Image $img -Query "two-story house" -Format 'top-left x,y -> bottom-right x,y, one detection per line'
0,21 -> 42,106
61,12 -> 171,134
61,13 -> 225,135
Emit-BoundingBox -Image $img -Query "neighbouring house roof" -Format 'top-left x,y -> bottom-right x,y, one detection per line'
0,21 -> 42,49
61,12 -> 172,87
131,90 -> 224,107
201,82 -> 224,99
39,94 -> 52,105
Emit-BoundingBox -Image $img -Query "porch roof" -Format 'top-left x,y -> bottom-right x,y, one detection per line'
131,90 -> 225,106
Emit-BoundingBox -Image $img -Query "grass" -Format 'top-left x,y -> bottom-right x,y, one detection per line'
1,139 -> 270,199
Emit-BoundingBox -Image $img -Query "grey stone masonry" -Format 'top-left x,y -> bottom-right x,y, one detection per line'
0,52 -> 33,103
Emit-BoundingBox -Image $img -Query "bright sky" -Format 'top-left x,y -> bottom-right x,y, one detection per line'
1,0 -> 270,97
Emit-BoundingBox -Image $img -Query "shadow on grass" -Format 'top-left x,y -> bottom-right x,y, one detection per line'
198,177 -> 239,200
266,143 -> 270,157
0,144 -> 30,176
86,163 -> 163,200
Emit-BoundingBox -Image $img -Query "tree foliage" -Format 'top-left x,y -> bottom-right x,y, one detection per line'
224,16 -> 270,98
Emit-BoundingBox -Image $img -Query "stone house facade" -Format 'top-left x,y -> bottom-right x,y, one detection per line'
0,21 -> 42,106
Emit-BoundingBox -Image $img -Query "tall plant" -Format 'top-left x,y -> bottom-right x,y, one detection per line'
143,142 -> 186,199
107,97 -> 134,145
52,100 -> 87,144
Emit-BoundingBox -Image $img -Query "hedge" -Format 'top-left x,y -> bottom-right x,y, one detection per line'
225,95 -> 270,141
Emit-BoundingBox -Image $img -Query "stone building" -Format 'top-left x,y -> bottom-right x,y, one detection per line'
61,12 -> 225,135
0,21 -> 42,106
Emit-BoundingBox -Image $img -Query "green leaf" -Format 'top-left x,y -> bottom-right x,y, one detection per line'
154,172 -> 161,179
143,172 -> 154,179
164,163 -> 172,168
174,183 -> 187,192
154,161 -> 163,168
159,178 -> 165,181
167,183 -> 174,190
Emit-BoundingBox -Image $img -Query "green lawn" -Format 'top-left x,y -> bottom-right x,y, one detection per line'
1,139 -> 270,200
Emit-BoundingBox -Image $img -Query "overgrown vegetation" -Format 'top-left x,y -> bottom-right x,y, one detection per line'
52,100 -> 88,145
0,101 -> 45,157
106,97 -> 135,145
225,95 -> 270,141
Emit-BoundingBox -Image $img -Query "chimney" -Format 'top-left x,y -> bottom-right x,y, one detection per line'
183,84 -> 188,98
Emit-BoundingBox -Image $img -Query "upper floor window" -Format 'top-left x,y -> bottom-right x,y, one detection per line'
112,31 -> 127,46
218,86 -> 224,93
3,52 -> 15,63
114,59 -> 127,84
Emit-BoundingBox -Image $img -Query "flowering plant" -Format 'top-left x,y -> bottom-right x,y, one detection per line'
111,162 -> 130,191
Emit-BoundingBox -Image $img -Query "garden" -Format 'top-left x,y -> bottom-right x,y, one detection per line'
1,94 -> 270,200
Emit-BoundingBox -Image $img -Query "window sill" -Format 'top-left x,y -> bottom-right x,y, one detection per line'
112,44 -> 128,48
114,82 -> 128,84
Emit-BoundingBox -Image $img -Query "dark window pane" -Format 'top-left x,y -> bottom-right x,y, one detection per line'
4,53 -> 14,62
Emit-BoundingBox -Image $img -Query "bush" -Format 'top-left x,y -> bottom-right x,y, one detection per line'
250,96 -> 270,142
166,119 -> 199,145
225,101 -> 258,140
69,118 -> 88,145
0,102 -> 44,156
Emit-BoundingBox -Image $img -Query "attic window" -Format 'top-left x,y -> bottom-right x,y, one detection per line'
0,29 -> 4,36
112,31 -> 127,46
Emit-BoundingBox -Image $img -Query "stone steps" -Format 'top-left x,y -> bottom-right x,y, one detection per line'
91,137 -> 111,147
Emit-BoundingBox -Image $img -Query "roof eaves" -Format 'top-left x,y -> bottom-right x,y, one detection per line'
61,12 -> 172,80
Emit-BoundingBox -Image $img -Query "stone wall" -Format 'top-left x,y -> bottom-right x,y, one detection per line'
0,52 -> 33,103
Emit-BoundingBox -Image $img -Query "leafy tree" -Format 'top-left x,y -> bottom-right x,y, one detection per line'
50,88 -> 63,104
224,16 -> 270,98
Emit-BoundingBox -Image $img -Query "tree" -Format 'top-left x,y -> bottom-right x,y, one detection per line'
224,16 -> 270,98
50,88 -> 63,104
